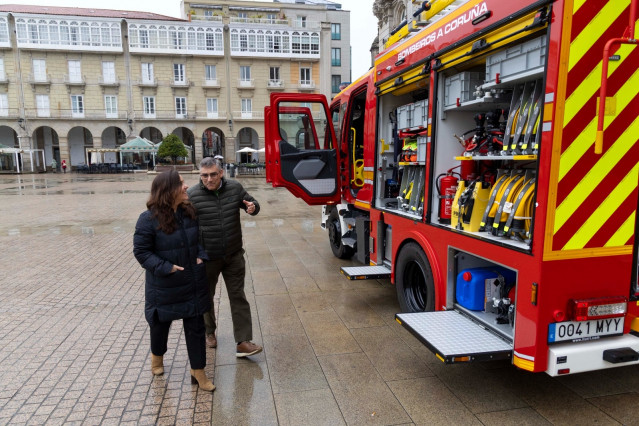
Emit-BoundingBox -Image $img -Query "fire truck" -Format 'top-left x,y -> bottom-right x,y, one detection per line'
263,0 -> 639,375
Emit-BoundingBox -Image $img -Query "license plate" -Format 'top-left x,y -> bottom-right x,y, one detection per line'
548,318 -> 624,343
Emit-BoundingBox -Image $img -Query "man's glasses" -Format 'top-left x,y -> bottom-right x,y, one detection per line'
200,172 -> 220,179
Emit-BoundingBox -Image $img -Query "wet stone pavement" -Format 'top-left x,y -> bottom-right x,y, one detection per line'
0,173 -> 638,426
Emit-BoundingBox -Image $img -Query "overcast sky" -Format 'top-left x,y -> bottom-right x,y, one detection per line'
9,0 -> 377,80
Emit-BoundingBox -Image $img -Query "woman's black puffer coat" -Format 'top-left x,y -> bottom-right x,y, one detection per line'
133,208 -> 211,325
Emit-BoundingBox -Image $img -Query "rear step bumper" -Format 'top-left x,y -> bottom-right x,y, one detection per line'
396,310 -> 512,363
546,334 -> 639,376
341,265 -> 391,280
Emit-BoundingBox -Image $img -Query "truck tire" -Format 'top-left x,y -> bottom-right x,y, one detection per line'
395,242 -> 435,312
327,209 -> 354,259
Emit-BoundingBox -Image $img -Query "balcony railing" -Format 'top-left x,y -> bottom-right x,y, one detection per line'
233,110 -> 264,120
170,79 -> 190,87
190,14 -> 223,22
267,79 -> 284,89
0,107 -> 18,118
64,74 -> 86,86
291,20 -> 321,30
29,74 -> 51,85
298,80 -> 316,90
229,17 -> 290,26
99,76 -> 120,86
237,79 -> 254,89
138,78 -> 158,87
23,109 -> 128,120
203,78 -> 220,87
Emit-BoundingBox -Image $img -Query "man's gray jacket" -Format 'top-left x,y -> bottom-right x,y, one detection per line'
187,177 -> 260,259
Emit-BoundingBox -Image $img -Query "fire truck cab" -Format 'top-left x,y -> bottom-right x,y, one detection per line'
264,0 -> 639,375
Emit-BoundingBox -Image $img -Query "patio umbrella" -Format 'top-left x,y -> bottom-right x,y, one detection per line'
90,151 -> 102,164
236,147 -> 257,153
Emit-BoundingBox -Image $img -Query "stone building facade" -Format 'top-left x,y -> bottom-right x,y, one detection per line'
0,0 -> 350,172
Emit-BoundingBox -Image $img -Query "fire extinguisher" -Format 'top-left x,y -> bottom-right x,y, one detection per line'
436,168 -> 461,224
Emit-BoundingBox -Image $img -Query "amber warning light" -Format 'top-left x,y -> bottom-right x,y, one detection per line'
571,297 -> 627,322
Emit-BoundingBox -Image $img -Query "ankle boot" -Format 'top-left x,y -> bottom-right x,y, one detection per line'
151,354 -> 164,376
190,369 -> 215,391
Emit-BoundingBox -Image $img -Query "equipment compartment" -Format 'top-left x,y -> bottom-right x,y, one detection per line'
444,71 -> 484,108
450,249 -> 518,340
430,34 -> 547,251
485,35 -> 547,84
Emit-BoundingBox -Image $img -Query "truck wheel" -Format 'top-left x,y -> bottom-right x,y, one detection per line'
395,242 -> 435,312
327,209 -> 354,259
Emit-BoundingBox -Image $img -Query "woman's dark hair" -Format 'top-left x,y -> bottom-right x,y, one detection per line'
146,170 -> 195,233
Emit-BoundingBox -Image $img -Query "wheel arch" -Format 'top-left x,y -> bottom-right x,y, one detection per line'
393,232 -> 445,311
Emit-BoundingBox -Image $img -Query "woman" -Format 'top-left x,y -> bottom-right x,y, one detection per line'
133,170 -> 214,391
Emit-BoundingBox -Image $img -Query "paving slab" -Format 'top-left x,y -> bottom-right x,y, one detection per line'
0,174 -> 638,425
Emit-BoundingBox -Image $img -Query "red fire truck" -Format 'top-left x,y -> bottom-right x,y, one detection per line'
264,0 -> 639,375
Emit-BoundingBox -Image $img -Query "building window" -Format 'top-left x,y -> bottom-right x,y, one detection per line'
143,96 -> 155,118
331,48 -> 341,67
204,10 -> 212,17
267,14 -> 276,23
240,65 -> 251,86
173,63 -> 185,84
300,67 -> 311,85
175,96 -> 187,118
68,60 -> 82,83
71,95 -> 84,118
206,98 -> 218,118
241,98 -> 252,118
0,94 -> 8,117
269,66 -> 280,85
141,63 -> 154,84
331,23 -> 341,40
36,94 -> 50,117
332,75 -> 341,93
105,95 -> 117,118
102,61 -> 115,83
32,59 -> 46,81
0,58 -> 5,81
296,16 -> 306,28
205,65 -> 217,82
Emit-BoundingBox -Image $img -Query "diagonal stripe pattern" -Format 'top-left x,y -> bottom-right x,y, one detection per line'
553,0 -> 639,252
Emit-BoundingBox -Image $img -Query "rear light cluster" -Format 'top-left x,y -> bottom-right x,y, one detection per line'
571,297 -> 627,321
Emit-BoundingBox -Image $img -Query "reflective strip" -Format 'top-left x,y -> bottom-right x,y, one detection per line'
562,163 -> 639,250
542,122 -> 552,132
560,66 -> 639,181
568,0 -> 628,71
564,43 -> 634,128
605,211 -> 637,247
545,92 -> 554,103
364,179 -> 374,185
513,350 -> 535,361
513,354 -> 535,371
555,115 -> 639,233
364,167 -> 374,171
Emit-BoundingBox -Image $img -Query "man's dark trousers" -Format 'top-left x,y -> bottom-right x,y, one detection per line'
204,249 -> 252,343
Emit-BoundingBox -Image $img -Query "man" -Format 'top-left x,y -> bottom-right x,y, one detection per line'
187,157 -> 263,357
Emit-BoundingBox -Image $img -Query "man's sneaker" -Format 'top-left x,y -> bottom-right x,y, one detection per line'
236,341 -> 263,357
206,334 -> 217,348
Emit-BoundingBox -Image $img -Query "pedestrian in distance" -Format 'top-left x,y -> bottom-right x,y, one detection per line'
51,159 -> 57,173
188,157 -> 263,358
133,170 -> 215,391
61,159 -> 67,173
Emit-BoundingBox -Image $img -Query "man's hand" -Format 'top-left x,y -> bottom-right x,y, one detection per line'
171,264 -> 185,273
243,200 -> 256,214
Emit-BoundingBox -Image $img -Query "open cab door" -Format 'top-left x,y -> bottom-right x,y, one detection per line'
265,93 -> 341,205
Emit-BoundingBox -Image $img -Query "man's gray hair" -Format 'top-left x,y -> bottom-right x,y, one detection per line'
200,157 -> 223,170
